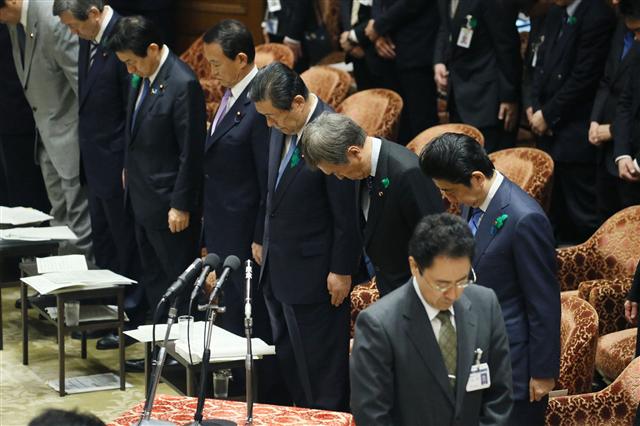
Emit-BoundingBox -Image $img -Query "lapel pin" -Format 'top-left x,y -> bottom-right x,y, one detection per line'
378,191 -> 384,197
151,87 -> 158,95
30,33 -> 34,38
159,84 -> 165,91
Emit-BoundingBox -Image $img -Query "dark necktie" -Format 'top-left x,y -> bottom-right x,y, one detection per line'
622,31 -> 634,60
16,23 -> 26,67
557,10 -> 569,41
88,41 -> 99,70
468,207 -> 483,236
131,78 -> 150,132
436,310 -> 457,389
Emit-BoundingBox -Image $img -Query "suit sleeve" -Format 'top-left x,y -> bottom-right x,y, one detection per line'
590,46 -> 617,123
481,0 -> 521,103
433,0 -> 449,65
612,67 -> 635,159
513,212 -> 561,380
284,0 -> 313,41
628,260 -> 640,302
373,0 -> 428,37
480,291 -> 513,426
51,19 -> 79,97
399,168 -> 444,228
251,111 -> 270,244
541,12 -> 615,127
170,78 -> 206,212
350,310 -> 395,426
325,175 -> 362,275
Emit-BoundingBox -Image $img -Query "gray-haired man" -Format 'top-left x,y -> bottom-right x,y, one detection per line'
301,112 -> 443,296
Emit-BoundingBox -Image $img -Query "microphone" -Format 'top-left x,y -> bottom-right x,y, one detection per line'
190,253 -> 220,302
208,255 -> 241,303
244,259 -> 253,319
162,258 -> 203,301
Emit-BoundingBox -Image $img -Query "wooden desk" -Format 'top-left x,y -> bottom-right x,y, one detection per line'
19,261 -> 126,396
108,394 -> 355,426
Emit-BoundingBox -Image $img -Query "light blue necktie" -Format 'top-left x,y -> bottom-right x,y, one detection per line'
275,134 -> 298,189
468,207 -> 483,236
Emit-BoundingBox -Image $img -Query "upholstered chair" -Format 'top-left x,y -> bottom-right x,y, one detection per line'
595,328 -> 637,383
301,66 -> 352,109
179,36 -> 213,80
557,295 -> 599,395
578,278 -> 633,335
337,89 -> 403,140
406,123 -> 485,157
556,206 -> 640,292
350,279 -> 380,338
488,148 -> 554,213
254,43 -> 295,69
545,356 -> 640,426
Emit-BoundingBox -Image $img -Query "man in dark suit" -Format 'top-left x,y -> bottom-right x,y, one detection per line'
433,0 -> 521,153
0,23 -> 49,211
107,16 -> 205,313
420,133 -> 560,425
612,2 -> 640,199
528,0 -> 615,244
588,0 -> 640,220
351,213 -> 513,425
263,0 -> 315,70
250,62 -> 361,411
201,19 -> 278,400
338,0 -> 374,90
364,0 -> 440,143
53,0 -> 143,348
301,112 -> 444,295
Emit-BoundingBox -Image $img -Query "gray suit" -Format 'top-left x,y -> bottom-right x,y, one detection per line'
350,281 -> 513,426
7,0 -> 91,255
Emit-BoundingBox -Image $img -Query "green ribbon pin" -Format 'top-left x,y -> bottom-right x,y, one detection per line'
290,146 -> 301,168
131,74 -> 141,89
567,16 -> 577,25
491,214 -> 508,235
381,177 -> 390,189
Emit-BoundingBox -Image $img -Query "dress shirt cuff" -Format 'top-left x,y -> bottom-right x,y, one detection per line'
349,30 -> 359,44
615,155 -> 632,164
283,36 -> 301,45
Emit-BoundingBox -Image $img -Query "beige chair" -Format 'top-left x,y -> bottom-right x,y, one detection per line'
337,89 -> 403,140
301,66 -> 352,109
255,43 -> 295,69
406,123 -> 485,156
595,328 -> 637,383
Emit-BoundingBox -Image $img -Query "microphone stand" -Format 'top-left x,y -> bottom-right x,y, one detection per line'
188,284 -> 235,426
137,299 -> 179,426
243,260 -> 254,425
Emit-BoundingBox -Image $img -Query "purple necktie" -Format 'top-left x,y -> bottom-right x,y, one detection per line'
211,89 -> 231,135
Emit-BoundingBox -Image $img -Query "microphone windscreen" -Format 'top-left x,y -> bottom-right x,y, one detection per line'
223,255 -> 242,271
204,253 -> 220,269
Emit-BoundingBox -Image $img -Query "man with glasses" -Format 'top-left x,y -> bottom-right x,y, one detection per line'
420,133 -> 560,426
351,213 -> 513,425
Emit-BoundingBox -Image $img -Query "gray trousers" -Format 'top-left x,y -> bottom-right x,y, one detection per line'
37,142 -> 92,258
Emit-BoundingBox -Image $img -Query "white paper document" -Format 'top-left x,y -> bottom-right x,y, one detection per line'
44,305 -> 128,322
36,255 -> 88,273
0,226 -> 77,241
21,270 -> 136,294
46,373 -> 131,394
0,206 -> 53,225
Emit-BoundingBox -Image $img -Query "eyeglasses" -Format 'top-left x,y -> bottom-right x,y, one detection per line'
426,268 -> 476,293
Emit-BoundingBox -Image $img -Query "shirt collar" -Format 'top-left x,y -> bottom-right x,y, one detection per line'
370,137 -> 382,177
296,93 -> 318,141
94,5 -> 113,44
20,0 -> 29,27
479,170 -> 504,212
148,45 -> 169,86
566,0 -> 582,16
230,65 -> 258,101
412,277 -> 455,323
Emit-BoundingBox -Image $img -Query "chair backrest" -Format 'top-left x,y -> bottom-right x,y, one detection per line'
488,147 -> 554,213
179,36 -> 212,80
591,206 -> 640,277
406,123 -> 485,157
301,66 -> 352,109
254,43 -> 295,69
557,295 -> 599,395
337,89 -> 403,140
350,279 -> 380,338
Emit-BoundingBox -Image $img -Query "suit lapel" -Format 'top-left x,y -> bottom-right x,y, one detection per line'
453,294 -> 477,417
130,53 -> 174,141
126,76 -> 139,144
364,140 -> 388,247
21,6 -> 39,87
472,180 -> 511,268
206,83 -> 252,152
402,286 -> 456,406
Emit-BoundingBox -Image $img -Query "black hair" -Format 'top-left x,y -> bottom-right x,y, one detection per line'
249,62 -> 308,110
203,19 -> 255,64
53,0 -> 104,20
106,15 -> 163,57
28,409 -> 105,426
419,132 -> 494,186
408,213 -> 475,272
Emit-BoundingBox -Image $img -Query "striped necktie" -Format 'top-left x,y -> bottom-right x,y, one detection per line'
468,207 -> 483,236
436,310 -> 457,389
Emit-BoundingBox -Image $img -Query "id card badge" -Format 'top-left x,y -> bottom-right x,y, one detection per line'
267,0 -> 282,12
457,15 -> 477,49
466,348 -> 491,392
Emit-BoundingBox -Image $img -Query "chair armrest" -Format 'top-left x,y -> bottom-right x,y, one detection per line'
556,245 -> 605,291
588,278 -> 633,335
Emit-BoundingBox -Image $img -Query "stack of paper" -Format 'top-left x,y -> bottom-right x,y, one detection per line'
44,305 -> 128,322
46,373 -> 132,394
21,270 -> 136,294
0,206 -> 53,225
36,254 -> 88,273
0,226 -> 77,241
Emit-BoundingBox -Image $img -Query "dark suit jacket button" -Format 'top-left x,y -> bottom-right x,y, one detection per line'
270,213 -> 275,218
32,107 -> 37,112
557,74 -> 562,79
204,174 -> 209,179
